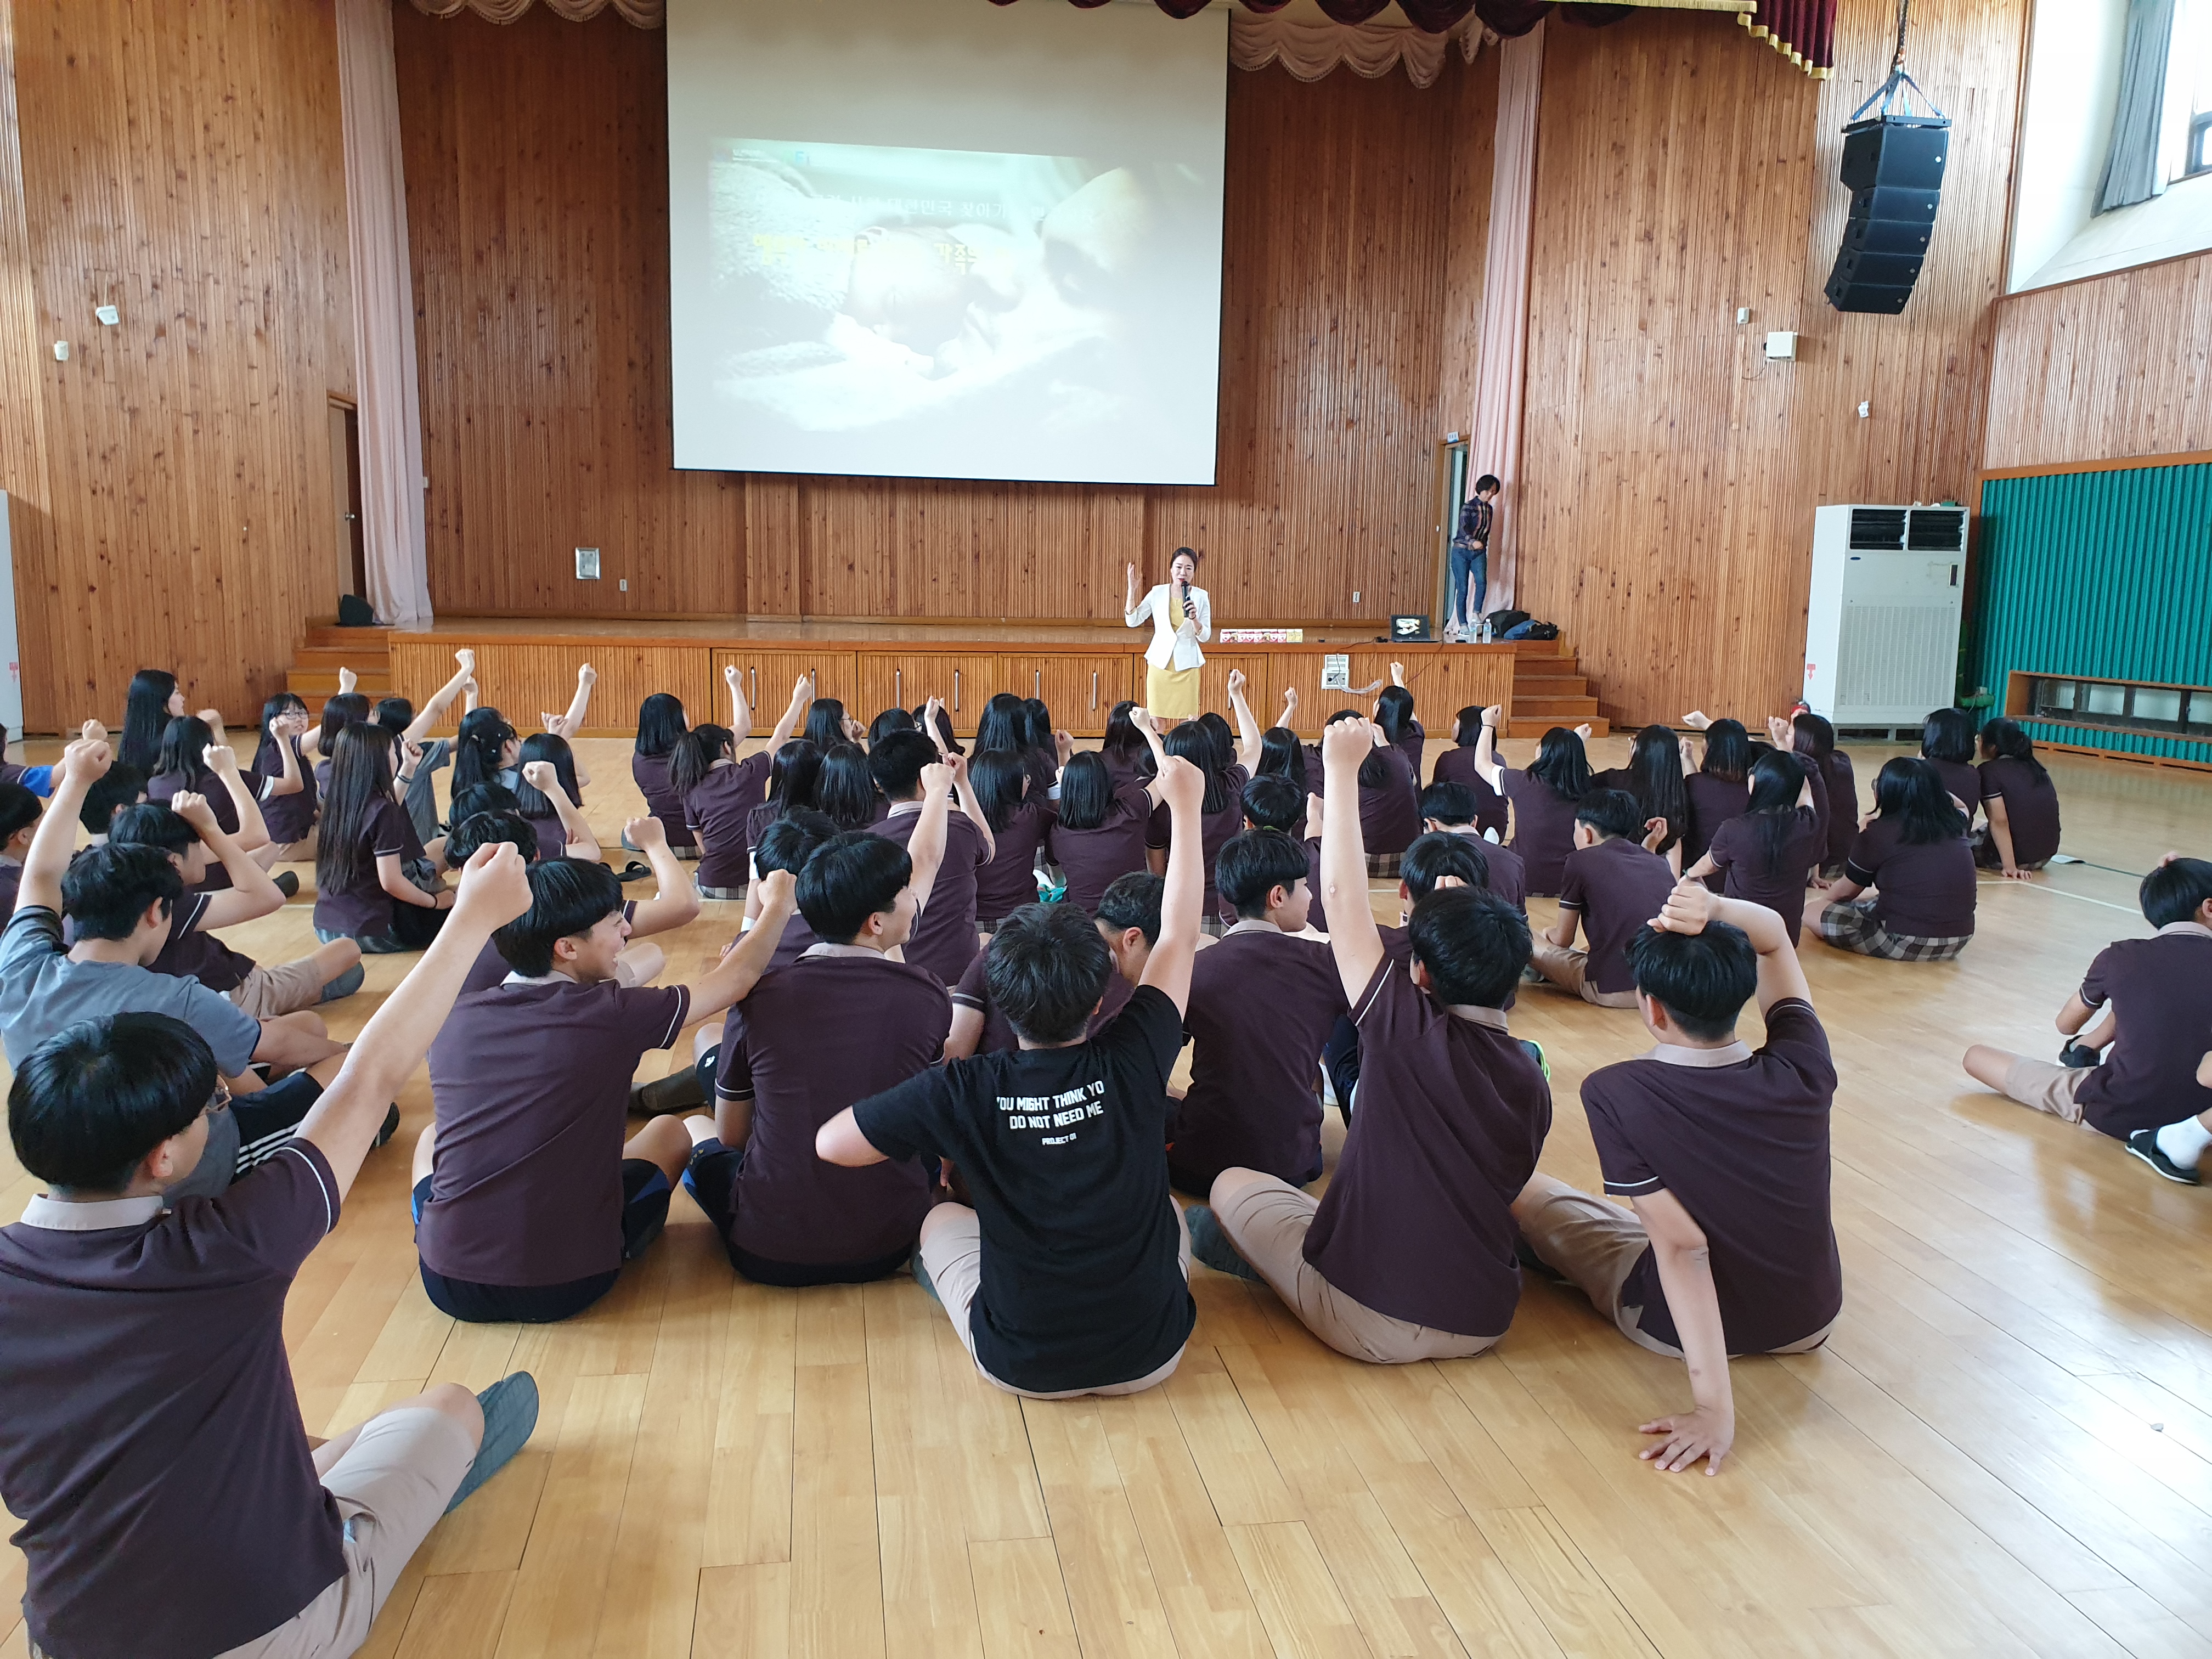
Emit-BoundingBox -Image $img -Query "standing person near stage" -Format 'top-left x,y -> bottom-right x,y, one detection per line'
1446,473 -> 1500,641
1125,548 -> 1210,723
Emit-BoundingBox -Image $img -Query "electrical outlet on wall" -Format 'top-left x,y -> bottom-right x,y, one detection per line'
1352,591 -> 1362,605
618,579 -> 628,592
575,547 -> 601,579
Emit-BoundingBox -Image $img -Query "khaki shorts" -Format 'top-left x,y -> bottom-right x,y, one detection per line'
228,957 -> 329,1020
1527,938 -> 1641,1009
919,1201 -> 1191,1400
211,1406 -> 477,1658
1211,1170 -> 1502,1364
2000,1055 -> 2087,1124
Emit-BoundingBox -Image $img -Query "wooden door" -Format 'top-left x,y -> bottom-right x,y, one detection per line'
714,649 -> 860,733
853,653 -> 999,738
997,653 -> 1137,735
328,400 -> 365,602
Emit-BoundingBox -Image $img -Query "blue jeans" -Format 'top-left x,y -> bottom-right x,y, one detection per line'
1448,544 -> 1488,628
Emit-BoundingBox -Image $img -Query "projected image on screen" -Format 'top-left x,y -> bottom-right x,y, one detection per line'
700,139 -> 1217,482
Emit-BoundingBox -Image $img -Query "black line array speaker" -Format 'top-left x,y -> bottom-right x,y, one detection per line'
1825,115 -> 1949,314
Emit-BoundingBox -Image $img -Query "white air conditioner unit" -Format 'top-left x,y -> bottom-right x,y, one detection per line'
1802,504 -> 1966,727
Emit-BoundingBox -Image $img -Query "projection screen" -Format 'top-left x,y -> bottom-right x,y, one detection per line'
666,0 -> 1228,486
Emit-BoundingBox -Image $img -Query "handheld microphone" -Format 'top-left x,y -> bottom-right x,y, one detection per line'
1180,578 -> 1192,621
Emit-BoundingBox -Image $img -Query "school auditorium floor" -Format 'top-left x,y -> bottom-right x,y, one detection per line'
4,736 -> 2209,1659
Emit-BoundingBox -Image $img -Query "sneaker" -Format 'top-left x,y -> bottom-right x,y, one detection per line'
373,1103 -> 401,1149
2058,1042 -> 2102,1069
273,870 -> 301,899
2126,1130 -> 2202,1186
630,1068 -> 706,1118
1184,1205 -> 1260,1280
1513,1235 -> 1570,1283
445,1373 -> 540,1514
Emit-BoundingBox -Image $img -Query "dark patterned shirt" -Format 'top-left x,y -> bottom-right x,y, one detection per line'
1457,495 -> 1493,547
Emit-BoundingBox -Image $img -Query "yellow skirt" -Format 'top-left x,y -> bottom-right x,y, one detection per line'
1146,663 -> 1203,721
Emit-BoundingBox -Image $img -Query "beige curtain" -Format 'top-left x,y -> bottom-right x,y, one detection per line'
337,0 -> 434,627
1230,10 -> 1486,88
1467,18 -> 1541,613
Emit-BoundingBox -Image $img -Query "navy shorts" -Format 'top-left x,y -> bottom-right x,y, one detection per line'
411,1159 -> 672,1324
684,1137 -> 913,1288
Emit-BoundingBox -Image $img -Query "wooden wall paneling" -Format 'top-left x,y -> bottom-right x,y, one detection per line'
994,653 -> 1137,736
712,648 -> 861,725
745,477 -> 804,618
387,637 -> 483,718
557,644 -> 714,738
852,652 -> 1000,732
0,0 -> 60,731
1189,653 -> 1273,729
1983,252 -> 2212,470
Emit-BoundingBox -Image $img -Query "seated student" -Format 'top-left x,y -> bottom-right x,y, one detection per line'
816,753 -> 1209,1400
1319,708 -> 1421,878
1239,774 -> 1322,909
1808,757 -> 1976,962
1515,878 -> 1842,1475
684,764 -> 958,1285
1790,713 -> 1856,874
1169,830 -> 1346,1195
1095,699 -> 1151,787
1684,749 -> 1820,944
314,723 -> 454,953
819,741 -> 884,830
1466,707 -> 1592,896
1147,720 -> 1245,930
1921,706 -> 1984,820
1430,707 -> 1512,835
0,843 -> 543,1659
145,715 -> 275,892
1419,781 -> 1527,908
1375,675 -> 1424,779
1974,716 -> 2061,877
1679,717 -> 1752,882
449,703 -> 520,796
0,723 -> 58,799
1592,724 -> 1690,869
414,856 -> 792,1323
675,668 -> 808,899
1963,854 -> 2212,1182
0,742 -> 358,1201
733,811 -> 834,973
868,706 -> 918,746
375,648 -> 478,843
117,665 -> 186,772
1189,716 -> 1551,1365
1530,789 -> 1678,1007
311,691 -> 374,798
250,693 -> 320,862
78,761 -> 147,849
513,734 -> 600,865
110,799 -> 366,1015
744,738 -> 825,873
0,781 -> 40,918
631,689 -> 699,857
804,693 -> 864,752
971,746 -> 1060,931
1049,733 -> 1166,918
1251,724 -> 1317,840
868,729 -> 995,984
948,871 -> 1159,1059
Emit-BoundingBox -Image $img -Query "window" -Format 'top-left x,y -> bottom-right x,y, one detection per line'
2168,0 -> 2212,183
2188,109 -> 2212,179
2025,675 -> 2212,739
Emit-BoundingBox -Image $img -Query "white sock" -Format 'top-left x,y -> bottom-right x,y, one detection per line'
2154,1116 -> 2212,1169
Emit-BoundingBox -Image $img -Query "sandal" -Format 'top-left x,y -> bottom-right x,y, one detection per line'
613,861 -> 654,883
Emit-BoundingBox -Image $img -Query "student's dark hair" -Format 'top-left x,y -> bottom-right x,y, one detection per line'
1163,723 -> 1229,814
634,693 -> 689,758
968,749 -> 1029,835
80,764 -> 146,835
1256,726 -> 1308,795
765,737 -> 823,812
754,809 -> 835,878
315,722 -> 400,897
1626,922 -> 1759,1041
868,707 -> 917,747
1872,756 -> 1967,845
975,692 -> 1026,758
1452,706 -> 1491,748
1216,830 -> 1310,918
120,669 -> 180,772
985,902 -> 1114,1045
1474,473 -> 1501,494
1401,830 -> 1488,900
514,732 -> 582,821
1527,726 -> 1592,801
0,780 -> 41,844
1921,707 -> 1977,766
818,744 -> 879,830
1194,712 -> 1236,774
1622,724 -> 1688,847
867,730 -> 940,802
375,697 -> 415,735
1743,748 -> 1809,874
257,692 -> 309,758
1575,788 -> 1645,842
1100,701 -> 1145,764
446,809 -> 539,866
669,723 -> 735,796
448,782 -> 521,827
153,715 -> 216,781
1095,871 -> 1164,944
1407,885 -> 1530,1007
795,829 -> 912,943
494,857 -> 624,976
1420,780 -> 1479,826
1978,715 -> 2049,782
1699,718 -> 1752,785
1791,712 -> 1836,761
1056,752 -> 1117,831
912,702 -> 963,756
1241,774 -> 1304,833
453,706 -> 518,792
9,1012 -> 217,1193
1375,686 -> 1418,749
108,802 -> 198,857
801,698 -> 849,753
2141,856 -> 2212,927
1022,698 -> 1055,753
61,842 -> 184,940
321,692 -> 373,758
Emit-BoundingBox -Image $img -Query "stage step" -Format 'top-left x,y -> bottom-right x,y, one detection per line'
303,624 -> 392,651
286,669 -> 393,699
1506,639 -> 1609,738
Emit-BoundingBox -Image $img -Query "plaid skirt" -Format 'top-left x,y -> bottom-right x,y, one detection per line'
1365,852 -> 1403,879
1816,895 -> 1970,962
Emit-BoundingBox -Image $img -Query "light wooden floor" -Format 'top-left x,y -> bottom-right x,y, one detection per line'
5,738 -> 2211,1659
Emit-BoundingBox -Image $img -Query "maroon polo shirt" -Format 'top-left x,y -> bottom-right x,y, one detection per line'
1842,818 -> 1976,940
1431,747 -> 1509,836
312,796 -> 415,939
631,751 -> 697,849
1581,998 -> 1842,1354
1819,751 -> 1857,867
1047,780 -> 1154,916
952,947 -> 1134,1056
1927,757 -> 1983,821
1500,768 -> 1581,896
1170,922 -> 1346,1192
1979,757 -> 2061,867
149,889 -> 255,993
1463,836 -> 1528,910
1791,750 -> 1832,856
523,810 -> 569,863
1146,765 -> 1248,918
714,948 -> 951,1272
1705,807 -> 1822,944
1683,771 -> 1750,881
253,734 -> 319,845
871,803 -> 988,985
977,799 -> 1058,927
1302,962 -> 1549,1336
684,754 -> 774,890
0,1143 -> 347,1659
2073,924 -> 2212,1137
422,976 -> 691,1286
148,766 -> 241,891
1556,836 -> 1677,995
1358,746 -> 1422,857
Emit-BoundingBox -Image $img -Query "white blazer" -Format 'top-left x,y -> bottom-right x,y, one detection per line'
1126,582 -> 1211,672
